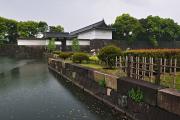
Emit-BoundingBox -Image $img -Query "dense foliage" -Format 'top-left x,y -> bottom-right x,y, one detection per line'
59,52 -> 73,60
124,49 -> 180,59
53,51 -> 62,55
98,45 -> 121,68
72,52 -> 89,63
47,38 -> 56,52
71,38 -> 80,52
0,17 -> 18,43
0,16 -> 64,43
112,14 -> 180,47
112,14 -> 142,45
89,55 -> 99,63
128,88 -> 144,103
49,25 -> 64,32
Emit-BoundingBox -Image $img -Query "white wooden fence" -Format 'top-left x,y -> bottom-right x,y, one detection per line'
115,56 -> 179,89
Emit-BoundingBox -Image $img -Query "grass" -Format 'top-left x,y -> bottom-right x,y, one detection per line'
80,63 -> 126,77
62,59 -> 180,90
160,73 -> 180,90
80,63 -> 180,90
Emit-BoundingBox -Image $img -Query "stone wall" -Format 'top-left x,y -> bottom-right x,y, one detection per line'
90,40 -> 180,50
48,58 -> 180,120
0,45 -> 46,58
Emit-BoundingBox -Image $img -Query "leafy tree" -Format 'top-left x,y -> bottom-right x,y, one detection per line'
47,38 -> 56,52
38,21 -> 48,33
0,17 -> 18,43
18,21 -> 39,38
6,19 -> 18,43
71,38 -> 80,52
0,16 -> 66,43
112,14 -> 142,44
150,35 -> 158,47
138,16 -> 180,46
49,25 -> 64,32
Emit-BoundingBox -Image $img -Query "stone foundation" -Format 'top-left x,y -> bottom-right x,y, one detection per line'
48,58 -> 180,120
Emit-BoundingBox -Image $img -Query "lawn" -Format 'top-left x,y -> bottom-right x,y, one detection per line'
80,63 -> 126,77
62,58 -> 180,90
80,63 -> 180,90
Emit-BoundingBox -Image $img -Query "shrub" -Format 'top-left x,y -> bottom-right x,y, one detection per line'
98,79 -> 106,87
71,38 -> 80,52
47,38 -> 56,52
128,88 -> 143,103
124,49 -> 180,59
89,55 -> 99,63
72,52 -> 89,63
59,52 -> 73,60
53,51 -> 61,54
98,45 -> 121,68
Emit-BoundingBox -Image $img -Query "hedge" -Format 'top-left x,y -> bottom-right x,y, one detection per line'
59,52 -> 73,60
72,52 -> 89,63
124,49 -> 180,59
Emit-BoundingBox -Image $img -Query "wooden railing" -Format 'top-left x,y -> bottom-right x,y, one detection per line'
115,56 -> 179,89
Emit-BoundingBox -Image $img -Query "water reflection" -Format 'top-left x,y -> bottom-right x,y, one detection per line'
0,57 -> 123,120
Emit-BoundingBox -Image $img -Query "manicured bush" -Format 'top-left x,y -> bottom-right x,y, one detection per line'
98,45 -> 122,68
124,49 -> 180,59
89,55 -> 99,63
59,52 -> 73,60
53,51 -> 61,54
72,52 -> 89,63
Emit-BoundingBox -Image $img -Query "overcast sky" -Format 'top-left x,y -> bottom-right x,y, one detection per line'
0,0 -> 180,32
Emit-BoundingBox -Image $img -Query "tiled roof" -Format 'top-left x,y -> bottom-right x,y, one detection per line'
70,20 -> 114,35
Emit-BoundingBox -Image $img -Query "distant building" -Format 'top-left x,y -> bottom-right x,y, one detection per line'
70,20 -> 113,40
17,20 -> 114,51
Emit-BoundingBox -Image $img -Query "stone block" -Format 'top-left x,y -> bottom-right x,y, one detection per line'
158,88 -> 180,116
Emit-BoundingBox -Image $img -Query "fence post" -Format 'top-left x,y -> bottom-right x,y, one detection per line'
173,59 -> 177,88
127,55 -> 131,77
155,58 -> 162,85
115,56 -> 118,68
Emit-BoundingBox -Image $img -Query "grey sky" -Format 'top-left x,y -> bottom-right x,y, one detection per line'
0,0 -> 180,32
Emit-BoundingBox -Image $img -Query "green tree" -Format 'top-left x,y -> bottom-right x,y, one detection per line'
47,38 -> 56,52
18,21 -> 39,38
138,16 -> 180,46
0,17 -> 7,44
38,21 -> 48,33
112,14 -> 142,44
71,38 -> 80,52
6,19 -> 18,43
49,25 -> 64,32
0,17 -> 18,43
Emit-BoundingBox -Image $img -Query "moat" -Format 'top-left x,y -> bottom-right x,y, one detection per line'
0,57 -> 121,120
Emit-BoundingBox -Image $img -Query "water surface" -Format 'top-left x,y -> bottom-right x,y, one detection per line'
0,57 -> 121,120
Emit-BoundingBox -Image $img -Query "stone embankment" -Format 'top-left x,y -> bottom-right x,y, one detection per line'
48,58 -> 180,120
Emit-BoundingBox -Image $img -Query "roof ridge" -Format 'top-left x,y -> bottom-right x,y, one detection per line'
70,20 -> 106,35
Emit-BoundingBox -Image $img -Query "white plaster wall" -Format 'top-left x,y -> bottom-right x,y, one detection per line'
18,39 -> 63,46
77,29 -> 112,40
94,29 -> 112,39
18,40 -> 48,46
18,39 -> 90,46
55,41 -> 62,45
66,40 -> 90,46
77,30 -> 95,40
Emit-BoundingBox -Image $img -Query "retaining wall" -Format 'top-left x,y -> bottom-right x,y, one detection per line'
48,58 -> 180,120
0,45 -> 46,58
